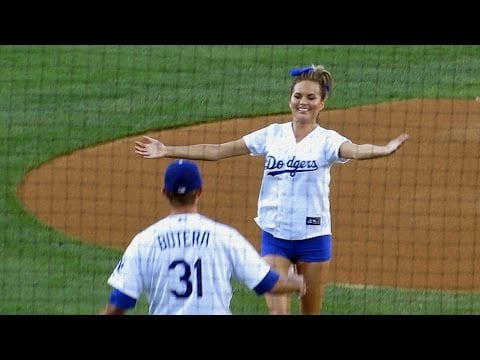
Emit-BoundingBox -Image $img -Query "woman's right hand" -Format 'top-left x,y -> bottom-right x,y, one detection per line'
134,136 -> 166,159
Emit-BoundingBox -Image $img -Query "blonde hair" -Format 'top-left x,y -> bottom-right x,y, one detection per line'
290,64 -> 334,101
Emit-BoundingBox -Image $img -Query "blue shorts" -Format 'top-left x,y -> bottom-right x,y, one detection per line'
260,231 -> 332,262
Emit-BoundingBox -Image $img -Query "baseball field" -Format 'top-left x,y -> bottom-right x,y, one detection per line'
3,45 -> 480,314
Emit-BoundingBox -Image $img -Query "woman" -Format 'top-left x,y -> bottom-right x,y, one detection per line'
134,64 -> 409,314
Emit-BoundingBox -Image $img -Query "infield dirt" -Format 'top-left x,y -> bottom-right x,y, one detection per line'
18,98 -> 480,291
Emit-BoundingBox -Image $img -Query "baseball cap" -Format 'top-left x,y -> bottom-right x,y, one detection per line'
164,159 -> 203,194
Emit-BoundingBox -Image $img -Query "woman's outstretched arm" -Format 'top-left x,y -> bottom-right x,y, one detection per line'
135,136 -> 250,160
339,133 -> 409,160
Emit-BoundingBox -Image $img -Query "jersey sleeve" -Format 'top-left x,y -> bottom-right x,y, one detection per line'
106,235 -> 145,300
253,269 -> 280,294
324,129 -> 351,164
242,125 -> 269,156
228,230 -> 272,291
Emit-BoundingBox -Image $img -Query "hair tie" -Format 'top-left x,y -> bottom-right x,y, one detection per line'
289,66 -> 314,77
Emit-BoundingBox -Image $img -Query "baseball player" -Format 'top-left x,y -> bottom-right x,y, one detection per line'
100,159 -> 305,315
134,64 -> 409,315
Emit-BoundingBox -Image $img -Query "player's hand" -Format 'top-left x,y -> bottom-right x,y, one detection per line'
296,274 -> 306,298
134,136 -> 166,159
288,265 -> 306,298
385,133 -> 409,155
290,274 -> 306,298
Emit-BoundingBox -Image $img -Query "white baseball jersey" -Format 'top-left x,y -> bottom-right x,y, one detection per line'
243,122 -> 351,240
107,213 -> 271,315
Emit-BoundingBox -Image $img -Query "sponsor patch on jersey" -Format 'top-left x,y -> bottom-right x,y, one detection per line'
306,217 -> 321,225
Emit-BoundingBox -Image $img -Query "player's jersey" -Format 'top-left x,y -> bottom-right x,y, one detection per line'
243,122 -> 351,240
107,213 -> 271,315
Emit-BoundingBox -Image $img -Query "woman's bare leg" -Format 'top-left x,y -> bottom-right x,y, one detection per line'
263,255 -> 292,315
296,260 -> 330,315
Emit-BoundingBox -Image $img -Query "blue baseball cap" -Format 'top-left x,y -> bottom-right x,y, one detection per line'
164,159 -> 203,194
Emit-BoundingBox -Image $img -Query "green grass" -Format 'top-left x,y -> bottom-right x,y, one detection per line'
1,45 -> 480,314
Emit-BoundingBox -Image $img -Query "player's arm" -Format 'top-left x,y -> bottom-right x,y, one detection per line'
339,133 -> 409,160
254,269 -> 306,297
135,136 -> 250,160
99,303 -> 127,315
99,288 -> 137,315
